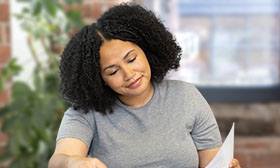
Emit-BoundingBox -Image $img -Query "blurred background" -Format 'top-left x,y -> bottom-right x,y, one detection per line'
0,0 -> 279,167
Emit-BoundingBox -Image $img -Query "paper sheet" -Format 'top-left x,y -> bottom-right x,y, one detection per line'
205,123 -> 235,168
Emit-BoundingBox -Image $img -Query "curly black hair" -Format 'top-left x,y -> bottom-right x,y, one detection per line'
59,3 -> 182,115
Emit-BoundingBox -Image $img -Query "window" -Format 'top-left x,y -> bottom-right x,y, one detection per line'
142,0 -> 280,102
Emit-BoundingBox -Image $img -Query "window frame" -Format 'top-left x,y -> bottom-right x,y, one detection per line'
180,0 -> 280,102
197,85 -> 280,102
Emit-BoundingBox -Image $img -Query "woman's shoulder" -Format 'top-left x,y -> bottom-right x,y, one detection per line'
64,107 -> 96,118
154,80 -> 198,100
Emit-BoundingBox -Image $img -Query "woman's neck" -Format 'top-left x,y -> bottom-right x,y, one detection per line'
118,82 -> 154,108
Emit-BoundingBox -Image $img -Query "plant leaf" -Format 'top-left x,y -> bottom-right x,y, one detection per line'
64,0 -> 83,5
66,10 -> 85,28
0,153 -> 11,162
43,0 -> 57,16
32,1 -> 42,15
0,106 -> 11,117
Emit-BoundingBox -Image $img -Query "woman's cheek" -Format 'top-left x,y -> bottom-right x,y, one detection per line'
108,75 -> 123,87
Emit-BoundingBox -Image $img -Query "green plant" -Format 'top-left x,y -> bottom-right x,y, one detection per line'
0,58 -> 22,92
0,0 -> 85,167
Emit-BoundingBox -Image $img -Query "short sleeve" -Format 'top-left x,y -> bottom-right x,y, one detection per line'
56,108 -> 95,148
188,85 -> 222,150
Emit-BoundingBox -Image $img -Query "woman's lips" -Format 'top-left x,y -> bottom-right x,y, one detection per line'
127,77 -> 142,89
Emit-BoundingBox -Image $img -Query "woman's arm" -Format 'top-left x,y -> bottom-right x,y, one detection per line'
48,138 -> 107,168
198,146 -> 220,168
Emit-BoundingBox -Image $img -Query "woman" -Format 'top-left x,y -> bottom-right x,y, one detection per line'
49,3 -> 240,168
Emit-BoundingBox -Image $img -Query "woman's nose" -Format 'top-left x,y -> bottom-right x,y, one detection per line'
123,66 -> 135,81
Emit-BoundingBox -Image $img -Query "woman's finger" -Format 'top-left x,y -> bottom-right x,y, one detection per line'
229,158 -> 240,168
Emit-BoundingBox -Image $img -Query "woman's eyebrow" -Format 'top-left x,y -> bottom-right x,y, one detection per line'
103,49 -> 135,72
123,49 -> 135,60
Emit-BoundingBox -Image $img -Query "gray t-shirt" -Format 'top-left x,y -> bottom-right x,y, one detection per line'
57,80 -> 222,168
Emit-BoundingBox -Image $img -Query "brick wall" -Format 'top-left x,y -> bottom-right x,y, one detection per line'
211,103 -> 280,168
0,0 -> 10,108
0,0 -> 10,167
65,0 -> 134,24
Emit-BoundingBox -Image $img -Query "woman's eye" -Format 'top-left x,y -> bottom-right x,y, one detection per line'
109,70 -> 118,76
128,57 -> 136,63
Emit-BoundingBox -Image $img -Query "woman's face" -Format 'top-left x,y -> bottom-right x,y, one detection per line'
99,39 -> 152,101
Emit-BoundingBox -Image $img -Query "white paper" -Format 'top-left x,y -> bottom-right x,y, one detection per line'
206,123 -> 235,168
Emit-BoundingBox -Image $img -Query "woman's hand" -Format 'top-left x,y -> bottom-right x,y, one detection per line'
49,138 -> 107,168
229,158 -> 241,168
69,156 -> 107,168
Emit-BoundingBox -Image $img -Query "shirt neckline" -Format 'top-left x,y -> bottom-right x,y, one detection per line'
115,82 -> 158,111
